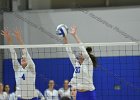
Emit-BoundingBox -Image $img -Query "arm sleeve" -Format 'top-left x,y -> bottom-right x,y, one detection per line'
10,48 -> 21,71
66,47 -> 77,67
78,43 -> 93,64
22,49 -> 35,73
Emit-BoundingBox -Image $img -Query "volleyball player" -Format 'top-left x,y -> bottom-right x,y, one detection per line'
58,80 -> 71,99
1,28 -> 38,100
4,84 -> 10,99
63,26 -> 97,100
9,85 -> 17,100
70,88 -> 76,100
44,80 -> 59,100
0,82 -> 8,100
4,84 -> 10,96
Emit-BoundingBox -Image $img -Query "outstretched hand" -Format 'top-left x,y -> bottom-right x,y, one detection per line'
13,27 -> 24,45
70,25 -> 81,43
70,25 -> 77,36
1,28 -> 12,44
14,28 -> 22,41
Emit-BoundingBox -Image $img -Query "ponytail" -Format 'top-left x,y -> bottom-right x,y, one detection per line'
86,47 -> 97,68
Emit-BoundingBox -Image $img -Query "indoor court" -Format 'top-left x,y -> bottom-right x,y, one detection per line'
0,0 -> 140,100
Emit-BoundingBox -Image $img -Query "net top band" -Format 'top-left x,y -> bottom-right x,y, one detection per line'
0,42 -> 139,49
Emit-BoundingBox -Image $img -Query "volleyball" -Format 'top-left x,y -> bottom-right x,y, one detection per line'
56,24 -> 68,37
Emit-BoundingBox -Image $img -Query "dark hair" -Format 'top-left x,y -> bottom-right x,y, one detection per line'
14,85 -> 16,92
4,84 -> 9,91
86,47 -> 97,68
61,96 -> 70,100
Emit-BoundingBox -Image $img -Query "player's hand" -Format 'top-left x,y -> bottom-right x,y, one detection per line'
70,25 -> 81,43
70,25 -> 77,36
1,28 -> 12,44
13,27 -> 24,45
13,27 -> 22,41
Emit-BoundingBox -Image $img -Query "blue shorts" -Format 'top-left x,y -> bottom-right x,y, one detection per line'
17,97 -> 38,100
76,90 -> 97,100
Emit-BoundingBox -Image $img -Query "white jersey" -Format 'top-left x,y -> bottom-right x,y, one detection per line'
44,89 -> 59,100
58,88 -> 71,98
66,45 -> 95,91
9,92 -> 17,100
0,92 -> 8,100
36,89 -> 45,100
10,49 -> 38,99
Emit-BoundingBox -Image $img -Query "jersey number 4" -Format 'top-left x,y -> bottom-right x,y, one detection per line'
21,74 -> 25,80
75,67 -> 80,73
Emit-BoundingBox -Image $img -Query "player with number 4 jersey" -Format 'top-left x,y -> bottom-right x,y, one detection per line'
1,28 -> 38,100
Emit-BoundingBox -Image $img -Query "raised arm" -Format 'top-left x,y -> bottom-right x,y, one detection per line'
1,28 -> 20,71
63,36 -> 77,66
14,28 -> 35,72
1,28 -> 12,45
70,26 -> 90,59
9,48 -> 21,71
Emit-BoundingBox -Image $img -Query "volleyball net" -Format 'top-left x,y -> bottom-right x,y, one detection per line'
1,42 -> 140,100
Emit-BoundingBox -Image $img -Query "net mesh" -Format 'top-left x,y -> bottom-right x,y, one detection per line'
1,42 -> 140,100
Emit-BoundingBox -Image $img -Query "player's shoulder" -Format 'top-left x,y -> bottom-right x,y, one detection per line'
75,61 -> 80,66
10,92 -> 15,95
67,87 -> 71,91
53,89 -> 58,93
59,88 -> 64,91
3,92 -> 8,95
54,89 -> 58,91
44,89 -> 49,92
9,92 -> 16,97
14,65 -> 22,71
18,65 -> 23,70
3,92 -> 7,94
